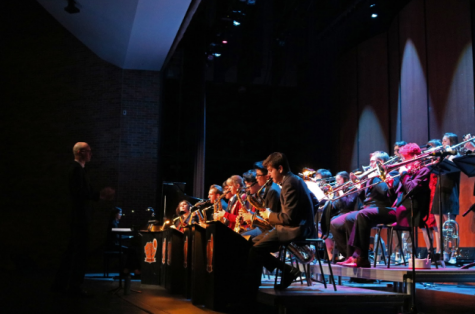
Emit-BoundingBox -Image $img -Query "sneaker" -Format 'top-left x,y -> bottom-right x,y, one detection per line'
337,256 -> 355,265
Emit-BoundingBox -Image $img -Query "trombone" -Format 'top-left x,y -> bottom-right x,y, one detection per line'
330,154 -> 440,201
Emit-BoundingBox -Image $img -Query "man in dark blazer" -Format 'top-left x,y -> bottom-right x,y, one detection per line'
245,152 -> 316,298
336,151 -> 400,267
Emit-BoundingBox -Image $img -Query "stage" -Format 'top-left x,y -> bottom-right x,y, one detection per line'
3,269 -> 473,314
309,263 -> 475,294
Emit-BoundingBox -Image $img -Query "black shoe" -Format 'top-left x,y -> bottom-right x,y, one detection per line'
275,267 -> 300,290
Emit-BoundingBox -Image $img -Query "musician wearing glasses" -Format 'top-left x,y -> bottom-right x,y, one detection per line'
239,170 -> 264,239
335,151 -> 399,268
244,152 -> 316,298
254,161 -> 281,213
431,133 -> 461,261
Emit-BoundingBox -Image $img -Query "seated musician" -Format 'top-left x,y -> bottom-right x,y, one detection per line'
205,184 -> 228,221
244,152 -> 316,298
393,141 -> 407,161
214,175 -> 249,230
254,160 -> 281,213
333,151 -> 399,267
386,143 -> 433,257
105,207 -> 141,277
171,200 -> 198,231
321,171 -> 361,260
239,170 -> 263,239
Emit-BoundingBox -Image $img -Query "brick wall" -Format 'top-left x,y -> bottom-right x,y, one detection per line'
1,2 -> 160,270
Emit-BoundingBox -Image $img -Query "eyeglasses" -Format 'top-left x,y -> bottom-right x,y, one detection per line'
246,182 -> 257,189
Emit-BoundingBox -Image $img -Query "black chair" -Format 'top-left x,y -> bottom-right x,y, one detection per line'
374,222 -> 437,269
274,239 -> 337,291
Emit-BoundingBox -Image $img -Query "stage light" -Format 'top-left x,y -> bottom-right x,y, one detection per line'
222,40 -> 228,44
369,3 -> 378,18
213,53 -> 222,57
233,20 -> 241,26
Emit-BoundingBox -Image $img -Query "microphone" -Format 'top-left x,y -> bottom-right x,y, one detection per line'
462,203 -> 475,217
428,150 -> 458,157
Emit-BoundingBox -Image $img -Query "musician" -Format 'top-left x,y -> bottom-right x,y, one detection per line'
394,141 -> 407,158
431,133 -> 461,261
214,175 -> 248,230
240,170 -> 263,239
322,171 -> 361,260
105,207 -> 141,278
172,200 -> 198,231
254,161 -> 281,213
335,151 -> 399,267
206,184 -> 228,221
386,143 -> 432,256
420,139 -> 442,257
245,152 -> 316,297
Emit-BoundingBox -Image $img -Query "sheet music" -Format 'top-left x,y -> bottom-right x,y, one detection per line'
111,228 -> 132,232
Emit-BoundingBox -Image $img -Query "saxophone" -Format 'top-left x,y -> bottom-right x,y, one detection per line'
234,189 -> 249,233
247,179 -> 273,230
214,189 -> 229,224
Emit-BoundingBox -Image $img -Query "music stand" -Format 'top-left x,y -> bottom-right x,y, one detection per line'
453,155 -> 475,177
109,228 -> 141,294
453,155 -> 475,269
428,159 -> 460,268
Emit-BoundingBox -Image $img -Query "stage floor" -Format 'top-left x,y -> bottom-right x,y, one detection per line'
2,269 -> 473,314
310,263 -> 475,287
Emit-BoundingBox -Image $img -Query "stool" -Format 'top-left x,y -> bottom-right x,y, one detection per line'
103,250 -> 123,277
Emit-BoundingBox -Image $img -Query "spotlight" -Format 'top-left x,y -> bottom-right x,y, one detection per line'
222,40 -> 228,44
369,3 -> 378,19
64,0 -> 80,14
213,53 -> 222,57
233,20 -> 241,26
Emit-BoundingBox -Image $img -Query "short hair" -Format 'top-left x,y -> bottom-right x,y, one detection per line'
370,151 -> 389,163
228,175 -> 244,188
209,184 -> 223,195
243,170 -> 257,184
394,141 -> 407,147
336,171 -> 349,182
399,143 -> 421,157
443,133 -> 458,146
427,139 -> 442,148
263,152 -> 290,173
73,142 -> 89,155
316,169 -> 332,179
253,161 -> 267,175
176,200 -> 192,216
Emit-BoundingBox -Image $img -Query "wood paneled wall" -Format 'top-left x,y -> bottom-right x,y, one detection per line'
336,0 -> 475,246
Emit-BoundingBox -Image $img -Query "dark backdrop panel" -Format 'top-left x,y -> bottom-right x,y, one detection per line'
399,0 -> 429,145
388,13 -> 401,146
337,48 -> 359,172
426,0 -> 474,139
357,33 -> 390,163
